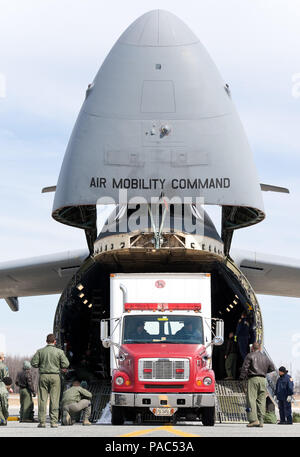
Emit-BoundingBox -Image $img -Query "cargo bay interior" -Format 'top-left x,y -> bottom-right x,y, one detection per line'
54,253 -> 260,386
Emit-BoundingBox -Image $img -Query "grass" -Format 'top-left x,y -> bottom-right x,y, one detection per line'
293,412 -> 300,423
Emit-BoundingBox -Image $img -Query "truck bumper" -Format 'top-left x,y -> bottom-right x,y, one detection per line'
111,392 -> 215,408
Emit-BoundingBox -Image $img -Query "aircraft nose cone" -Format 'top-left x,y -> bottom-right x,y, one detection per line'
118,9 -> 199,47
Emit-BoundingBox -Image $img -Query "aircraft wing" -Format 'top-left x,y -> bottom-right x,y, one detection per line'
1,246 -> 299,312
0,249 -> 88,310
231,249 -> 300,298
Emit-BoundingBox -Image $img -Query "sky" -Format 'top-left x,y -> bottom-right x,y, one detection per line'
0,0 -> 300,375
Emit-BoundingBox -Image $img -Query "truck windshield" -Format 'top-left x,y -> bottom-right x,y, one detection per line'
123,315 -> 203,344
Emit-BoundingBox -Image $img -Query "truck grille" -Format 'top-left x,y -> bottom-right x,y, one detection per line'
138,358 -> 189,382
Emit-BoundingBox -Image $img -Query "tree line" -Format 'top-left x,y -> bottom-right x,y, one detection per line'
5,355 -> 300,396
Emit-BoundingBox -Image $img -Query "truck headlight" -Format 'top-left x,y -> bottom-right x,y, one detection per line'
203,377 -> 212,386
115,376 -> 125,386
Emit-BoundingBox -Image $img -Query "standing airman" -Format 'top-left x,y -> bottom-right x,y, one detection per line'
224,331 -> 238,380
275,366 -> 294,425
235,312 -> 251,360
31,333 -> 69,428
0,352 -> 9,382
15,360 -> 36,422
240,342 -> 276,427
0,377 -> 13,426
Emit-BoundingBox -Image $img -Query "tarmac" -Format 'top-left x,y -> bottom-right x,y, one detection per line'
1,420 -> 299,438
2,396 -> 299,439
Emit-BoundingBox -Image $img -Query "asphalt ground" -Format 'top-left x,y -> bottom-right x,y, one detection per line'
3,400 -> 299,443
1,418 -> 299,438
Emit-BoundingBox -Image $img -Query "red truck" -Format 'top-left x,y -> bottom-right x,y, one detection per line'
101,273 -> 224,425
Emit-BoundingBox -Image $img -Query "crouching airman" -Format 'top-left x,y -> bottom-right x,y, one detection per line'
61,380 -> 92,426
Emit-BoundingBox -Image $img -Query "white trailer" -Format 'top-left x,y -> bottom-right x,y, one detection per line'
109,273 -> 212,372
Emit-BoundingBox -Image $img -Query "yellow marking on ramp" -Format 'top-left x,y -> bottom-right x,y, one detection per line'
119,425 -> 200,438
161,425 -> 200,437
119,427 -> 161,437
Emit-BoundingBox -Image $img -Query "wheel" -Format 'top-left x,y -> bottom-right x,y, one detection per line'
201,407 -> 215,426
111,406 -> 125,425
171,413 -> 177,425
124,408 -> 136,422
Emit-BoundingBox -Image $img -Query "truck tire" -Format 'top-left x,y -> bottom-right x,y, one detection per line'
111,406 -> 125,425
201,407 -> 215,426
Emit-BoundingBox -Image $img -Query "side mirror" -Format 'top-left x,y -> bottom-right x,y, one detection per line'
102,337 -> 112,349
100,320 -> 109,341
212,336 -> 224,346
213,320 -> 224,346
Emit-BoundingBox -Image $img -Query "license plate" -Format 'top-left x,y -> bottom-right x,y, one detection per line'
150,407 -> 177,416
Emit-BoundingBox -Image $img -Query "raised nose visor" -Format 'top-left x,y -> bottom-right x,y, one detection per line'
118,9 -> 199,47
53,9 -> 265,250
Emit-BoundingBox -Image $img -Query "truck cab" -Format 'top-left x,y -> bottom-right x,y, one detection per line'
101,273 -> 224,425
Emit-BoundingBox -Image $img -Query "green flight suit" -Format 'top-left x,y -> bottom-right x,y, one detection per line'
263,411 -> 277,424
0,381 -> 9,425
225,353 -> 237,379
246,376 -> 267,423
31,344 -> 69,425
263,396 -> 277,424
19,388 -> 34,421
62,386 -> 92,423
0,362 -> 9,382
16,368 -> 36,421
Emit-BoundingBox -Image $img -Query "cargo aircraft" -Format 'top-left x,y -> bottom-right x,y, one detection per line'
0,10 -> 299,420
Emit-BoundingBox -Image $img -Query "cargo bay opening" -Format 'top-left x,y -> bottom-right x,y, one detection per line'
53,249 -> 262,420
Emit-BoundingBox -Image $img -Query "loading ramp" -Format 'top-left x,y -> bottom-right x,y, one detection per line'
87,380 -> 249,424
215,380 -> 248,423
87,376 -> 276,424
88,381 -> 111,422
